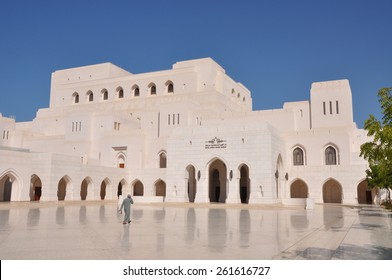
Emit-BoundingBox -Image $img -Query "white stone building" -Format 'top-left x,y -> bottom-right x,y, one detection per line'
0,58 -> 376,205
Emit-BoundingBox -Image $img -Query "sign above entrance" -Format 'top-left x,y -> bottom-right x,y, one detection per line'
205,137 -> 227,149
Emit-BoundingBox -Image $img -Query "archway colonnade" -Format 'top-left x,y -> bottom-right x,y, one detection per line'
289,178 -> 378,205
0,172 -> 168,202
0,164 -> 377,205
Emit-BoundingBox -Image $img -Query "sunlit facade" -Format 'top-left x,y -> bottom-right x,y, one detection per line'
0,58 -> 377,205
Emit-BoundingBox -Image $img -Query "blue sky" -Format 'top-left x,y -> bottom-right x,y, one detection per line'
0,0 -> 391,127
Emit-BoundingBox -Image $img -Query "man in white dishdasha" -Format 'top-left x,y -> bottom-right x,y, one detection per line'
119,194 -> 133,224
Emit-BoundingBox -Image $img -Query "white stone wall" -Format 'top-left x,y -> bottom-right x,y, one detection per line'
0,58 -> 376,205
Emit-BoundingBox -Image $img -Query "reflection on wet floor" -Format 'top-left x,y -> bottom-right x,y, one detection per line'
0,202 -> 391,260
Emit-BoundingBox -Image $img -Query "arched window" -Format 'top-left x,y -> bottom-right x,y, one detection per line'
166,81 -> 174,93
117,154 -> 126,168
159,152 -> 167,168
118,88 -> 124,99
325,146 -> 337,165
102,89 -> 108,100
87,91 -> 94,102
150,85 -> 156,95
74,93 -> 79,104
168,83 -> 174,93
293,147 -> 304,166
132,85 -> 140,97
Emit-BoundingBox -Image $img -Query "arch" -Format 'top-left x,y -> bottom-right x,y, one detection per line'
116,86 -> 124,99
290,179 -> 308,198
0,175 -> 14,202
100,178 -> 111,200
116,152 -> 126,168
87,90 -> 94,102
117,179 -> 127,198
275,154 -> 284,199
208,158 -> 227,203
186,164 -> 197,202
101,88 -> 108,100
73,92 -> 80,104
155,179 -> 166,197
132,84 -> 140,97
80,177 -> 93,200
357,179 -> 377,204
165,80 -> 174,93
57,175 -> 72,201
239,164 -> 250,204
292,146 -> 305,166
30,174 -> 42,201
132,180 -> 144,196
0,169 -> 22,202
323,178 -> 342,203
148,83 -> 157,95
324,144 -> 339,165
159,151 -> 167,168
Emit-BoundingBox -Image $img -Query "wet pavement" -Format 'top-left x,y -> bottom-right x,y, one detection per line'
0,201 -> 391,260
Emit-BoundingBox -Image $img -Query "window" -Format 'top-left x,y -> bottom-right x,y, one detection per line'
336,100 -> 339,114
88,91 -> 94,102
132,85 -> 140,97
159,152 -> 167,168
168,113 -> 180,125
102,90 -> 108,100
3,130 -> 10,140
323,102 -> 326,115
72,121 -> 82,132
329,101 -> 332,114
74,93 -> 79,104
118,89 -> 124,98
167,83 -> 174,93
150,85 -> 156,95
325,146 -> 337,165
293,147 -> 304,166
117,154 -> 125,168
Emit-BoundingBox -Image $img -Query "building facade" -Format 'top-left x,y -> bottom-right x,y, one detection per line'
0,58 -> 376,205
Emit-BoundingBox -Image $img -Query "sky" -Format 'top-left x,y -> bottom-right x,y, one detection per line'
0,0 -> 391,128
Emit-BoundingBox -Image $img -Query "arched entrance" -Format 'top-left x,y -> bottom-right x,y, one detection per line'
117,179 -> 127,198
0,175 -> 13,201
239,164 -> 250,204
80,177 -> 92,200
290,179 -> 308,198
57,176 -> 71,201
155,179 -> 166,197
323,178 -> 342,203
208,158 -> 227,203
133,180 -> 144,196
275,155 -> 284,199
31,174 -> 42,201
357,180 -> 377,204
100,178 -> 110,200
186,165 -> 197,202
